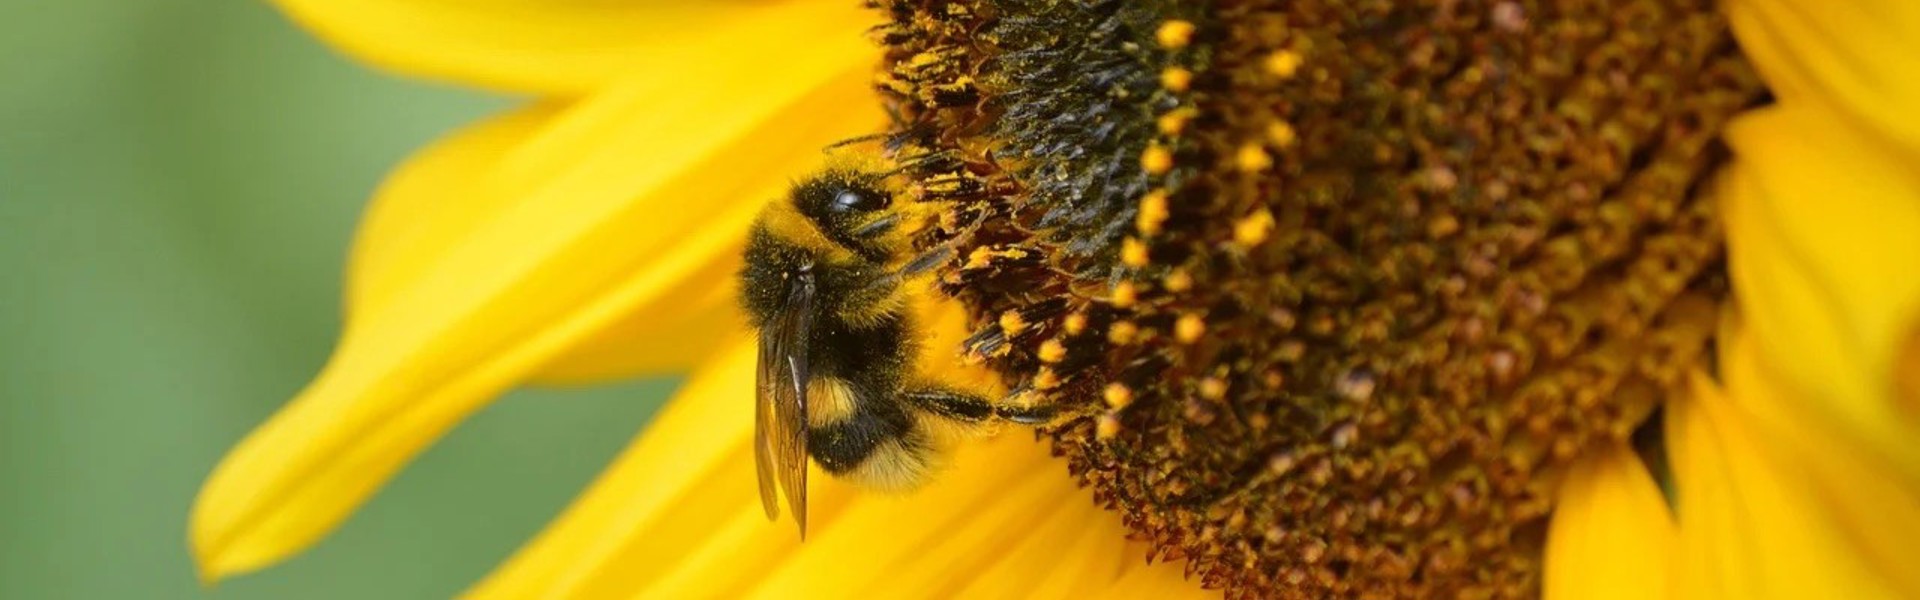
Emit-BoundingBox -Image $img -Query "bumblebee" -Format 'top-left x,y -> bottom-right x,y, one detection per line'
738,154 -> 1053,537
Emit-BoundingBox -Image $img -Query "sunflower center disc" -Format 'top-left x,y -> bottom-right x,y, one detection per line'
877,0 -> 1767,596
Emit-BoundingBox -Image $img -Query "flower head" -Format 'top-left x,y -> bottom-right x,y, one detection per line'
193,0 -> 1920,598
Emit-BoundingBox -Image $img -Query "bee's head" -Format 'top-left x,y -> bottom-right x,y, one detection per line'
738,162 -> 908,330
788,169 -> 904,263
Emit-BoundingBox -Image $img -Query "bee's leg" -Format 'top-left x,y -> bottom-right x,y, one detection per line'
903,387 -> 1057,425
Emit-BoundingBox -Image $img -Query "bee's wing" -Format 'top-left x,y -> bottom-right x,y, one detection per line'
755,271 -> 815,537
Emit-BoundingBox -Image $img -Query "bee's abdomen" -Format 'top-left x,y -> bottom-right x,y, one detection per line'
806,384 -> 934,491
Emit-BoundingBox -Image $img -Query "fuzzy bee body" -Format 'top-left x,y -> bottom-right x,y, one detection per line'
738,159 -> 1050,537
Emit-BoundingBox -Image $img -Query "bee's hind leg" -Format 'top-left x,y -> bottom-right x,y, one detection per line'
903,387 -> 1056,426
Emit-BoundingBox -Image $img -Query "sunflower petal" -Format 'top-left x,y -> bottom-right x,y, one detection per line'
1721,103 -> 1920,481
191,45 -> 882,579
1542,442 -> 1674,600
1724,0 -> 1920,152
272,0 -> 872,95
471,357 -> 1210,598
1669,344 -> 1920,599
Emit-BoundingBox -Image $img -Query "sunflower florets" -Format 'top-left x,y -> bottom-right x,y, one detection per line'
876,0 -> 1767,596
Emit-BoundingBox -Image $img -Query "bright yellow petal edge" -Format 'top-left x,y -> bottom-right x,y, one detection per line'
188,4 -> 883,578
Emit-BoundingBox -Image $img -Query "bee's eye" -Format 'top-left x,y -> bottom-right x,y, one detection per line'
829,187 -> 888,213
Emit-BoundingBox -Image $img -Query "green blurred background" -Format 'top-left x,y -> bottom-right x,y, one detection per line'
0,2 -> 679,598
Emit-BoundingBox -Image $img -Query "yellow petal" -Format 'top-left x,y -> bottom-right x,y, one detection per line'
1721,103 -> 1920,481
1724,0 -> 1920,151
1668,340 -> 1920,599
191,36 -> 882,579
471,340 -> 1212,599
1542,442 -> 1674,600
273,0 -> 873,95
1697,4 -> 1920,595
345,100 -> 739,381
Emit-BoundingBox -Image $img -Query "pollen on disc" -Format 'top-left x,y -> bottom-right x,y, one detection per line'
1136,189 -> 1171,235
1140,144 -> 1174,175
1121,237 -> 1150,267
1164,269 -> 1193,293
1264,49 -> 1303,78
1267,120 -> 1297,148
1198,377 -> 1228,401
1063,312 -> 1088,335
1156,20 -> 1195,49
1034,367 -> 1060,390
1000,310 -> 1028,336
1108,321 -> 1139,345
1236,142 -> 1273,172
1233,210 -> 1275,248
964,246 -> 995,270
1156,109 -> 1194,136
1038,338 -> 1067,363
1096,412 -> 1122,441
1160,67 -> 1193,92
1111,281 -> 1138,308
1175,314 -> 1207,344
1103,383 -> 1134,410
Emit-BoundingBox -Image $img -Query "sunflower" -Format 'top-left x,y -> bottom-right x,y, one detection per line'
191,0 -> 1920,598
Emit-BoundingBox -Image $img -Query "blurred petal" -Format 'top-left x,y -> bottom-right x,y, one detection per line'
273,0 -> 872,95
1686,2 -> 1920,597
1724,0 -> 1920,152
1542,442 -> 1674,600
1722,0 -> 1920,484
191,36 -> 883,578
1669,344 -> 1920,599
473,352 -> 1213,599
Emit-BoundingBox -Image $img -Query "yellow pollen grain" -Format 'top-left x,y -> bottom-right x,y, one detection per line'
1267,120 -> 1297,149
1121,237 -> 1150,267
1160,67 -> 1193,92
1112,281 -> 1138,308
1236,142 -> 1273,172
1234,209 -> 1275,247
1156,108 -> 1195,136
1063,312 -> 1088,335
1104,383 -> 1134,410
1109,321 -> 1139,345
1141,144 -> 1173,175
1038,338 -> 1067,363
1199,377 -> 1228,401
965,246 -> 995,270
1164,269 -> 1193,292
875,73 -> 914,94
1265,49 -> 1303,79
1034,367 -> 1060,390
1175,314 -> 1207,343
1156,20 -> 1195,49
999,310 -> 1028,336
1136,189 -> 1171,236
1096,412 -> 1122,440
